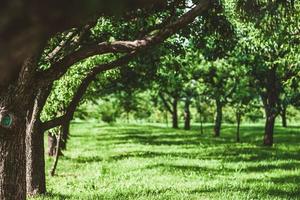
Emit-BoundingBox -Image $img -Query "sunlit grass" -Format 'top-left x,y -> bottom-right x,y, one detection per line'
32,122 -> 300,200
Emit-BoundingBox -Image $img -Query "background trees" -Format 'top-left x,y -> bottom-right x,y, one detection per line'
0,0 -> 299,199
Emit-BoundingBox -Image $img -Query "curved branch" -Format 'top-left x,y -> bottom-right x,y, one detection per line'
41,0 -> 213,131
38,0 -> 213,86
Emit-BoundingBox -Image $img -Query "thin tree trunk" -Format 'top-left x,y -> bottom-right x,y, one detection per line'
165,111 -> 169,127
200,119 -> 203,135
48,132 -> 57,157
263,109 -> 276,146
60,119 -> 70,150
281,106 -> 287,128
172,98 -> 178,129
50,130 -> 62,176
236,112 -> 241,142
214,99 -> 223,137
184,98 -> 191,130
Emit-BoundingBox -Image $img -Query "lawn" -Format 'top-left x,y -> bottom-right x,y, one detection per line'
32,122 -> 300,200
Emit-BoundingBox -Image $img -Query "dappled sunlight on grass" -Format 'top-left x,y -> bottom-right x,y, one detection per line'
32,123 -> 300,200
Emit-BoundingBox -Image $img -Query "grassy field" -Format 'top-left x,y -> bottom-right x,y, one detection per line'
32,122 -> 300,200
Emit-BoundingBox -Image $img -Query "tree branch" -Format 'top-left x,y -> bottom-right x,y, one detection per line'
38,0 -> 213,86
41,0 -> 214,130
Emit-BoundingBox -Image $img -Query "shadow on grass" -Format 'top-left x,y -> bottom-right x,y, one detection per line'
64,155 -> 104,164
34,192 -> 71,200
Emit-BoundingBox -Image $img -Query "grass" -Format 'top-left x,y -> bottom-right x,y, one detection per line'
32,122 -> 300,200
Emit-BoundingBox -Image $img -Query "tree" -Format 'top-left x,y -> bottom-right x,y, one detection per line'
197,59 -> 236,137
232,0 -> 300,146
0,1 -> 214,199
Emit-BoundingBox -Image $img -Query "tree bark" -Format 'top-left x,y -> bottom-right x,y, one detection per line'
214,99 -> 223,137
26,121 -> 46,196
184,98 -> 191,130
0,57 -> 37,199
172,99 -> 179,129
0,124 -> 27,200
26,87 -> 51,196
60,119 -> 70,150
48,133 -> 57,157
262,66 -> 279,146
263,109 -> 276,146
50,131 -> 62,176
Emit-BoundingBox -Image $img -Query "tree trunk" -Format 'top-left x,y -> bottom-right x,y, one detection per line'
26,121 -> 46,196
236,112 -> 241,142
214,99 -> 223,137
281,106 -> 287,128
0,113 -> 27,200
26,87 -> 51,196
263,108 -> 276,146
50,131 -> 62,176
60,119 -> 70,150
262,66 -> 279,146
200,120 -> 203,135
172,99 -> 178,129
184,98 -> 191,130
48,132 -> 57,157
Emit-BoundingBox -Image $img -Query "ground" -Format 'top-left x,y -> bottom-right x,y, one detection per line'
32,122 -> 300,200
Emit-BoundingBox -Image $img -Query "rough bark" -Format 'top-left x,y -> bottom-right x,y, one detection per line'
26,120 -> 46,196
184,98 -> 191,130
262,66 -> 279,146
0,57 -> 37,200
264,109 -> 276,146
172,99 -> 179,129
214,99 -> 223,137
0,122 -> 27,200
26,87 -> 52,196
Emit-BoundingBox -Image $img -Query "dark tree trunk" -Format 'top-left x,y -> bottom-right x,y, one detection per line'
0,122 -> 27,200
26,87 -> 51,196
48,132 -> 57,157
281,106 -> 287,128
262,66 -> 279,147
0,57 -> 37,200
172,99 -> 179,129
236,112 -> 241,142
263,109 -> 276,146
184,98 -> 191,130
200,118 -> 204,135
26,121 -> 46,196
60,119 -> 70,150
214,99 -> 223,137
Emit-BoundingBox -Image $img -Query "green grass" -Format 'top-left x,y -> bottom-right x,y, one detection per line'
32,123 -> 300,200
